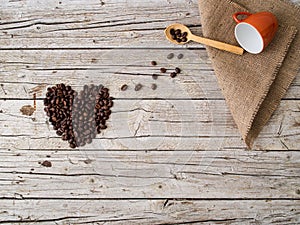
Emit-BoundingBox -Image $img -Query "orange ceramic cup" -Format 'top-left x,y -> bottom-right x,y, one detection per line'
232,12 -> 278,54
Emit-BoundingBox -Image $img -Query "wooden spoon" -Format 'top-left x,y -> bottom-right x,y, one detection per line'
165,23 -> 244,55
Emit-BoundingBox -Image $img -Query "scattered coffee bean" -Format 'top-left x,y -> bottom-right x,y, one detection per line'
171,29 -> 188,43
167,53 -> 174,59
41,160 -> 52,167
170,72 -> 177,78
134,83 -> 143,91
152,74 -> 158,80
175,67 -> 181,74
151,83 -> 157,90
151,61 -> 157,66
160,68 -> 167,73
177,53 -> 184,59
121,84 -> 128,91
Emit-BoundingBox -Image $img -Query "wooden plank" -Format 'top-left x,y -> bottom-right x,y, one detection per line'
1,199 -> 299,224
0,0 -> 202,49
0,49 -> 299,99
0,49 -> 214,99
0,99 -> 299,150
0,149 -> 299,199
1,0 -> 298,50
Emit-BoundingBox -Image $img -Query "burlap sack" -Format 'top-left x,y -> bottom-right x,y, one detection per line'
198,0 -> 299,148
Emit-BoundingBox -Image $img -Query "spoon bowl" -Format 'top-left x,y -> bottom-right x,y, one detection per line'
164,23 -> 192,45
164,23 -> 244,55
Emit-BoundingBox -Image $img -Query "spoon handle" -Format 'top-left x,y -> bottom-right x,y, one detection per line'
191,35 -> 244,55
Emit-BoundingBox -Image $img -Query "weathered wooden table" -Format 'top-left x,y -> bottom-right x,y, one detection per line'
0,0 -> 299,224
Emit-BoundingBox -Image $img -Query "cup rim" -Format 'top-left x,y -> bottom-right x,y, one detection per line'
235,22 -> 264,54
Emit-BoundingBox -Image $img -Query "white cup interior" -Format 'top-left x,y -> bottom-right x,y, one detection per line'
234,22 -> 264,54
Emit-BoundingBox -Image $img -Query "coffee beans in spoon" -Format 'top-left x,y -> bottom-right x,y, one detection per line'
170,28 -> 188,43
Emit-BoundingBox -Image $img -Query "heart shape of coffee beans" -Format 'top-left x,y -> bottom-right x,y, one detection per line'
44,83 -> 113,148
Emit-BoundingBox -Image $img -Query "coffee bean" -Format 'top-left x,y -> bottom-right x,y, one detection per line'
70,143 -> 77,148
177,53 -> 184,59
170,28 -> 175,35
134,83 -> 143,91
121,84 -> 128,91
167,53 -> 174,59
86,138 -> 92,144
151,83 -> 157,90
160,68 -> 167,73
152,74 -> 158,80
107,100 -> 113,107
175,67 -> 181,74
170,72 -> 177,78
151,61 -> 157,66
97,126 -> 101,134
105,110 -> 112,116
100,124 -> 107,129
102,87 -> 109,93
62,134 -> 68,141
41,160 -> 52,167
103,92 -> 109,99
182,37 -> 188,42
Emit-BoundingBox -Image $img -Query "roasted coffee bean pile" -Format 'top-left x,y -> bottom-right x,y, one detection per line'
95,86 -> 113,133
72,85 -> 96,147
44,84 -> 76,147
44,84 -> 113,148
170,29 -> 188,43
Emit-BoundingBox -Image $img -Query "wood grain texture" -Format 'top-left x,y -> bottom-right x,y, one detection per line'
0,149 -> 299,199
0,49 -> 299,99
1,200 -> 299,224
0,0 -> 300,224
0,99 -> 299,150
0,0 -> 201,49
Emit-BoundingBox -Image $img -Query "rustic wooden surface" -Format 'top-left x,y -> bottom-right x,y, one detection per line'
0,0 -> 300,224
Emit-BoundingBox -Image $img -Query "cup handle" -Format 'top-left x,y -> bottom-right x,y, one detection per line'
232,12 -> 252,23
